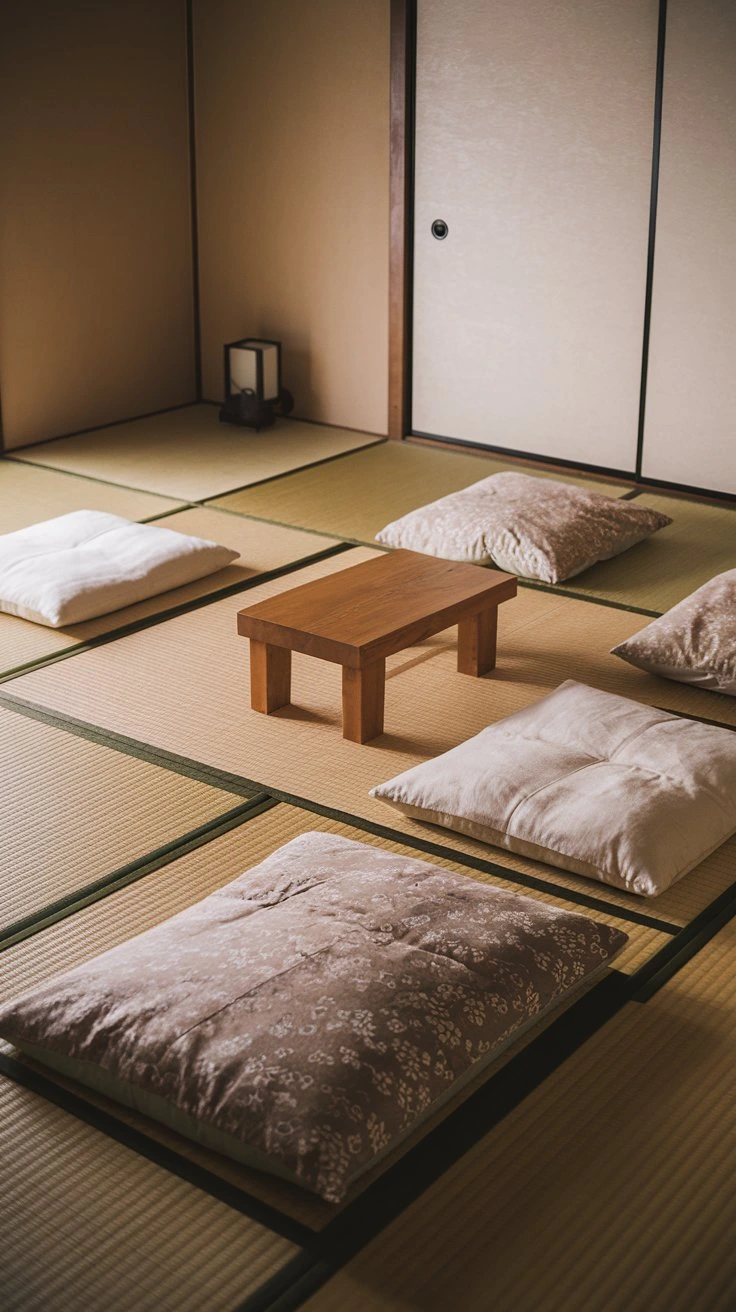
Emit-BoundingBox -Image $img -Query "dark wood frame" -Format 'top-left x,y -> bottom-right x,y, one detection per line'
388,0 -> 415,440
223,338 -> 282,401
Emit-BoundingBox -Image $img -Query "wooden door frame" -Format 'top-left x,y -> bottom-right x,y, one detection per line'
388,0 -> 415,440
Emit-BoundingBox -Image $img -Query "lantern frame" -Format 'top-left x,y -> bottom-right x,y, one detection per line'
223,338 -> 282,403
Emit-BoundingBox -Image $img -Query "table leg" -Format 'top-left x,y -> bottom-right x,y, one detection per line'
342,660 -> 386,743
249,640 -> 292,713
457,606 -> 498,676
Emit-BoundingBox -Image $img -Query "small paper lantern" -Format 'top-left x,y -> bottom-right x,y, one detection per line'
224,338 -> 281,403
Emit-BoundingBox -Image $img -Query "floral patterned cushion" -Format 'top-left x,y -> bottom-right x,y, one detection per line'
0,832 -> 626,1203
611,569 -> 736,695
374,471 -> 671,583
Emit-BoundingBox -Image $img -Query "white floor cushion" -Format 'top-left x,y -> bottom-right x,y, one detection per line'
0,510 -> 239,627
370,680 -> 736,897
611,568 -> 736,695
374,472 -> 671,582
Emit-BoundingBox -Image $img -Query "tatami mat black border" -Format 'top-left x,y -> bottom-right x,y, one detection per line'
255,795 -> 681,936
656,704 -> 736,732
4,402 -> 199,455
139,503 -> 198,523
518,578 -> 661,618
0,967 -> 632,1297
630,880 -> 736,1001
0,540 -> 353,686
0,690 -> 680,936
6,434 -> 388,504
1,654 -> 733,1309
0,1050 -> 312,1250
2,449 -> 193,504
4,453 -> 727,629
197,436 -> 389,501
198,502 -> 366,544
0,795 -> 276,952
5,688 -> 734,980
237,971 -> 634,1312
195,503 -> 674,620
0,689 -> 261,795
5,451 -> 192,501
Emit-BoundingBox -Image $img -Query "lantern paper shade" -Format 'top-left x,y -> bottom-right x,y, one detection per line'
225,339 -> 281,402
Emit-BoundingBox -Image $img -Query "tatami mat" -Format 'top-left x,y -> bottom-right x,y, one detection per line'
0,802 -> 651,1235
0,507 -> 338,679
0,455 -> 183,530
301,920 -> 736,1312
0,704 -> 243,941
14,404 -> 385,501
210,442 -> 736,613
0,1074 -> 296,1312
209,439 -> 629,543
568,490 -> 736,612
9,548 -> 734,929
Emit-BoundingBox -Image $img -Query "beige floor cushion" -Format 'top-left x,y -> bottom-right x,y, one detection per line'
371,680 -> 736,898
611,568 -> 736,695
375,472 -> 671,582
0,832 -> 626,1203
0,510 -> 238,626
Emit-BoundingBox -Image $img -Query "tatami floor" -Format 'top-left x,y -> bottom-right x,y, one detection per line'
1,403 -> 734,1312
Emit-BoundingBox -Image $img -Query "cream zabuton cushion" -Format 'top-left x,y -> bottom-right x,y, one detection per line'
374,471 -> 671,582
611,569 -> 736,696
370,681 -> 736,897
0,832 -> 626,1203
0,510 -> 238,627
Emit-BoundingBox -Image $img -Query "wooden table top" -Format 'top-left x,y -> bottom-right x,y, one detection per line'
237,549 -> 517,667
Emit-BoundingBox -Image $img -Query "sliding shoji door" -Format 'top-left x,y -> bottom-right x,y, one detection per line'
412,0 -> 659,472
642,1 -> 736,495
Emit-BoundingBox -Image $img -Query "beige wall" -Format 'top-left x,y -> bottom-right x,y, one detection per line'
194,0 -> 390,436
0,1 -> 196,450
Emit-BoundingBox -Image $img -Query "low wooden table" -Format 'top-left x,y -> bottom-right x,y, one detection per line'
237,549 -> 517,743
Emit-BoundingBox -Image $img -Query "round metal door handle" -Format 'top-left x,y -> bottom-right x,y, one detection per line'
431,219 -> 449,240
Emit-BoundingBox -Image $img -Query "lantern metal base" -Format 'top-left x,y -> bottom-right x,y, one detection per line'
219,395 -> 276,431
218,387 -> 295,432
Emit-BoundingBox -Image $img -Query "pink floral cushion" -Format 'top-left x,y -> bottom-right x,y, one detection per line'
611,569 -> 736,695
0,832 -> 626,1202
375,472 -> 671,582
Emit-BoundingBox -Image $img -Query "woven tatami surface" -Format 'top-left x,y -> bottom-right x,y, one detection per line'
302,919 -> 736,1312
14,404 -> 385,501
0,506 -> 338,678
2,438 -> 733,1312
0,704 -> 241,939
570,490 -> 736,612
0,801 -> 647,1234
0,799 -> 654,1007
10,548 -> 734,928
210,438 -> 628,541
0,1074 -> 296,1312
0,454 -> 182,529
210,441 -> 736,612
